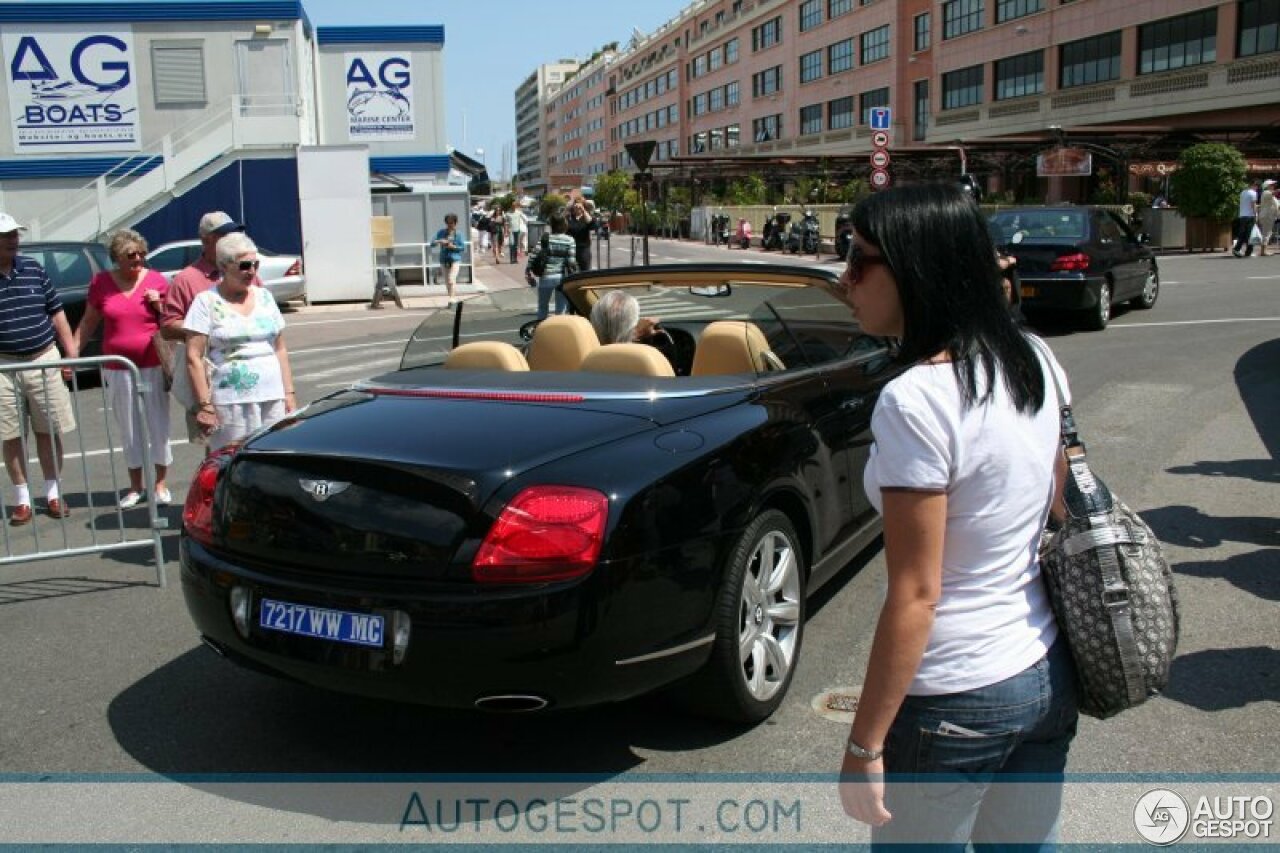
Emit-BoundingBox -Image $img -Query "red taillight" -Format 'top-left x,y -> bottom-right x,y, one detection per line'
285,259 -> 302,277
182,446 -> 238,546
472,486 -> 609,583
1050,252 -> 1091,271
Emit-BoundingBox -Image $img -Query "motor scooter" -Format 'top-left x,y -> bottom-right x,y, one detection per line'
761,211 -> 791,251
834,207 -> 853,261
708,214 -> 730,246
786,210 -> 820,254
734,218 -> 753,249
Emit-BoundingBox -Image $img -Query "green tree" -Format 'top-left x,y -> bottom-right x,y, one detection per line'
592,170 -> 632,216
837,178 -> 871,204
1172,143 -> 1248,222
725,175 -> 767,205
539,193 -> 568,221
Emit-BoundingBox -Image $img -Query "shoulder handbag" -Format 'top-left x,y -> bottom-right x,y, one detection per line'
1037,345 -> 1180,719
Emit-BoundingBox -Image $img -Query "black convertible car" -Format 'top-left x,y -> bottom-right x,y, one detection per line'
181,264 -> 899,722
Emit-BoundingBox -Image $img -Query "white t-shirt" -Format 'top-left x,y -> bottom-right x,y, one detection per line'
864,337 -> 1069,695
1240,187 -> 1258,217
183,287 -> 286,405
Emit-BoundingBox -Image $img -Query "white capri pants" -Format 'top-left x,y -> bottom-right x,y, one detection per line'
103,366 -> 173,469
208,399 -> 287,452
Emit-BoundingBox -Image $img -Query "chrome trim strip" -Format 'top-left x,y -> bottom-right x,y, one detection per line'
615,633 -> 716,666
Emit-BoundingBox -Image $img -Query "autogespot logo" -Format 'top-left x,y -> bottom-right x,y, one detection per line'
1135,789 -> 1191,845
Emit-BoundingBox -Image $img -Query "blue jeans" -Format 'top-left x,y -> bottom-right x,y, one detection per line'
872,638 -> 1078,852
536,274 -> 566,320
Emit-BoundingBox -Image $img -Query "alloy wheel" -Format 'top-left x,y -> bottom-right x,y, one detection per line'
736,529 -> 802,702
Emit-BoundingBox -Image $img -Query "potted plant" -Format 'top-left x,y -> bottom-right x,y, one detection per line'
1171,143 -> 1247,251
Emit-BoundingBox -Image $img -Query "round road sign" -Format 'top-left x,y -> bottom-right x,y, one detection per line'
870,168 -> 891,190
871,149 -> 891,169
872,131 -> 890,148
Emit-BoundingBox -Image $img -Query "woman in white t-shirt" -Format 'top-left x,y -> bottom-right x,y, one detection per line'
834,183 -> 1077,848
184,232 -> 297,451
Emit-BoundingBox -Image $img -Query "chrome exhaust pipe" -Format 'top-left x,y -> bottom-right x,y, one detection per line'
473,694 -> 549,713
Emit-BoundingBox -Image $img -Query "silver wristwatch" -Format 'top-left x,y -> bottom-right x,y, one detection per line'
845,739 -> 883,760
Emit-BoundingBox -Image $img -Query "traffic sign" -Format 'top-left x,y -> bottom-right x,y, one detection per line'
871,149 -> 891,169
870,108 -> 892,131
872,131 -> 889,148
870,168 -> 891,190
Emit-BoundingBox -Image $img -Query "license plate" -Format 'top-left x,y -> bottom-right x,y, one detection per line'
258,598 -> 385,648
1020,285 -> 1037,298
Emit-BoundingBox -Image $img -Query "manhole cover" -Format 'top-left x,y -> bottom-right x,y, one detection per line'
811,686 -> 862,723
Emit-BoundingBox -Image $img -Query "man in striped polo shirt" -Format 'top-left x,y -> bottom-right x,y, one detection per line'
0,213 -> 78,525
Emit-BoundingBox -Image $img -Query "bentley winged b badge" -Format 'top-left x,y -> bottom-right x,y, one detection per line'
299,479 -> 351,502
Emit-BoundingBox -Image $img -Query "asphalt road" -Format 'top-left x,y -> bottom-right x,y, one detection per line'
1,242 -> 1276,844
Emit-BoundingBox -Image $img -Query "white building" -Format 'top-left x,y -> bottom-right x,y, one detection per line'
515,60 -> 579,194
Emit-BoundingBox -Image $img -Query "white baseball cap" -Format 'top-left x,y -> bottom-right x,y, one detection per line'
0,212 -> 27,233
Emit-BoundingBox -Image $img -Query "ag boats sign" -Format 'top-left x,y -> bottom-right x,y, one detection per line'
3,24 -> 141,152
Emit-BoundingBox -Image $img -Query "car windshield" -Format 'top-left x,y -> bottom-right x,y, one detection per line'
399,271 -> 890,381
988,210 -> 1088,245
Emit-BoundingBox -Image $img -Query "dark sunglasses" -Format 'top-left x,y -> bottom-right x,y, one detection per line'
845,244 -> 889,285
121,250 -> 145,260
235,259 -> 260,272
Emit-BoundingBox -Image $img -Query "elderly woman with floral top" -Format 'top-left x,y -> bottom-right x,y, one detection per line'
183,232 -> 296,451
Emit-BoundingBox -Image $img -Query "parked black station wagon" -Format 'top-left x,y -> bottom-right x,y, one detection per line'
988,206 -> 1159,330
181,264 -> 900,722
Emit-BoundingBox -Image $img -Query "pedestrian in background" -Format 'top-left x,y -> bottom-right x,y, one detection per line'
1258,179 -> 1278,257
74,229 -> 172,508
433,213 -> 466,307
566,199 -> 596,271
183,233 -> 295,452
489,208 -> 506,264
1232,179 -> 1259,257
0,212 -> 77,524
506,203 -> 528,264
525,213 -> 577,321
834,183 -> 1077,848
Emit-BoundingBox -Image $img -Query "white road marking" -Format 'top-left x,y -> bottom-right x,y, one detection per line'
1113,317 -> 1280,329
302,357 -> 400,381
1246,275 -> 1280,280
291,340 -> 405,358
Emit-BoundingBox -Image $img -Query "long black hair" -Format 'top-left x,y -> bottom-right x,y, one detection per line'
852,182 -> 1045,414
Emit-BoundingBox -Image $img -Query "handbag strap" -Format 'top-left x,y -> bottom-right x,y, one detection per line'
1032,337 -> 1147,707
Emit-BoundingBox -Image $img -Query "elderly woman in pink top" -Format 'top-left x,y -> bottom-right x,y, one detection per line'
74,229 -> 173,508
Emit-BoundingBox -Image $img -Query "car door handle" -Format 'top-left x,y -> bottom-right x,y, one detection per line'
839,398 -> 871,413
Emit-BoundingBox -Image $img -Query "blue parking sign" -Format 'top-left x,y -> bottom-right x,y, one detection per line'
870,108 -> 892,131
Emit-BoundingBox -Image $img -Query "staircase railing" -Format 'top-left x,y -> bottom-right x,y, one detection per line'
29,95 -> 300,241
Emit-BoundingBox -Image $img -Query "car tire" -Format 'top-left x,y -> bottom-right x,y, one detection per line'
684,509 -> 806,723
1084,280 -> 1112,331
1131,266 -> 1159,310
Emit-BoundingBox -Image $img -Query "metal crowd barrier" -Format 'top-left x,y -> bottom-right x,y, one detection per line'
0,355 -> 166,586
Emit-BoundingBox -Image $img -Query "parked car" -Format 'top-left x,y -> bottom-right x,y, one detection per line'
987,206 -> 1159,331
18,241 -> 110,367
146,240 -> 306,304
181,263 -> 902,722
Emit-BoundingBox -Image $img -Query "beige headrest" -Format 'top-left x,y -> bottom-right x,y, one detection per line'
527,315 -> 600,371
579,343 -> 675,377
691,321 -> 772,376
444,341 -> 530,371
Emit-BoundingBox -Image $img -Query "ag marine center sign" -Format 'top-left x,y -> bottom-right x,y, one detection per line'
345,52 -> 415,142
3,24 -> 141,153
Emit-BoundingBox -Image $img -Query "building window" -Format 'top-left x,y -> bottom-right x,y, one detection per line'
859,87 -> 890,124
710,87 -> 725,110
151,41 -> 206,105
861,25 -> 891,63
828,95 -> 854,129
801,50 -> 824,83
914,13 -> 931,51
710,128 -> 724,149
913,79 -> 929,141
943,0 -> 985,39
1139,9 -> 1218,74
800,0 -> 823,31
996,0 -> 1042,24
1060,31 -> 1121,88
692,55 -> 707,78
753,113 -> 782,141
727,124 -> 741,147
709,46 -> 724,71
942,63 -> 984,108
753,17 -> 783,51
691,131 -> 709,153
727,80 -> 740,104
1239,0 -> 1280,57
726,37 -> 740,63
829,0 -> 853,17
995,50 -> 1043,99
800,104 -> 824,134
752,65 -> 783,97
829,38 -> 855,73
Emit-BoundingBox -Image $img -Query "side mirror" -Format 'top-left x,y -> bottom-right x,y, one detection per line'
690,284 -> 733,298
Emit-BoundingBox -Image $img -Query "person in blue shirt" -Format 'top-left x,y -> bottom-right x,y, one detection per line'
434,213 -> 467,307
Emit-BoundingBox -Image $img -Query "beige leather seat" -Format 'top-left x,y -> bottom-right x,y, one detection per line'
579,343 -> 675,378
444,341 -> 530,371
691,321 -> 779,376
527,315 -> 600,371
